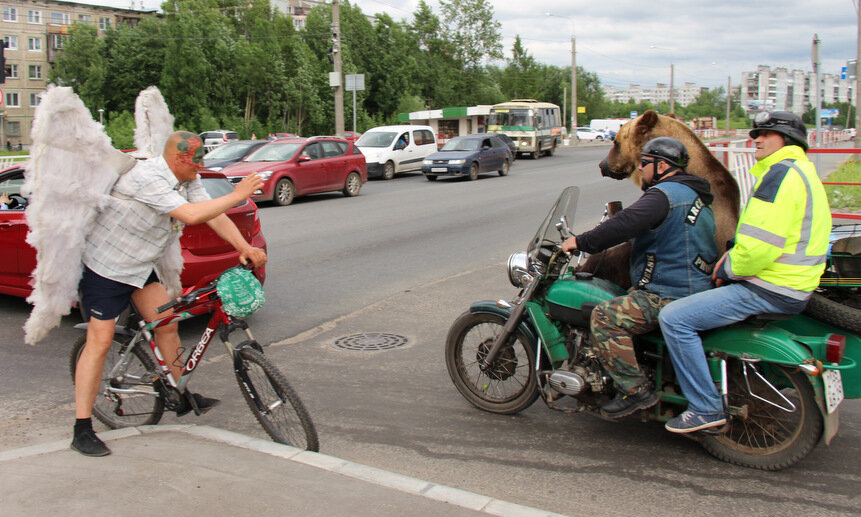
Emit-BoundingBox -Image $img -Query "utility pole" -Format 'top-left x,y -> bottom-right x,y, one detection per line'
813,34 -> 821,149
332,0 -> 344,137
571,37 -> 577,139
669,63 -> 675,114
726,75 -> 731,133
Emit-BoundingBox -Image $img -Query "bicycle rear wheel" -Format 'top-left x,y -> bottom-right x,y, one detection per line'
234,347 -> 319,451
70,335 -> 164,428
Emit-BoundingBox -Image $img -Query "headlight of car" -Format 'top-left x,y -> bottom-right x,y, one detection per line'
448,159 -> 465,165
257,170 -> 274,180
423,159 -> 433,165
507,251 -> 531,287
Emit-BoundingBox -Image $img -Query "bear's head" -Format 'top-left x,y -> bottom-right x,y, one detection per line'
599,110 -> 689,188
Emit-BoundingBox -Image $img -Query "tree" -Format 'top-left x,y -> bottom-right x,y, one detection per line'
438,0 -> 502,70
48,23 -> 106,117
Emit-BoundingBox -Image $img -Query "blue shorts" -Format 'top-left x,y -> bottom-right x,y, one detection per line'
79,267 -> 159,321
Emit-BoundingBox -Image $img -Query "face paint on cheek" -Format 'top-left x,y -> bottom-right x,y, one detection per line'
192,145 -> 204,165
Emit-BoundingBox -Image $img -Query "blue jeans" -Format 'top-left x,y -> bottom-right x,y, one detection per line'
658,283 -> 784,416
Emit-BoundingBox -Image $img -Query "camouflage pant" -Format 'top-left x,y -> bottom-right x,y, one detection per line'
590,289 -> 672,394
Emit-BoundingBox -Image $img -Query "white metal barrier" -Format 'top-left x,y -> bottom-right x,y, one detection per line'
707,141 -> 757,207
0,155 -> 29,170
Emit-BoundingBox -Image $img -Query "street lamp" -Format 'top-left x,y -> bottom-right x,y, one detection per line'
98,108 -> 104,125
545,12 -> 577,136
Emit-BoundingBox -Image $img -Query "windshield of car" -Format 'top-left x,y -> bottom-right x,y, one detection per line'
441,138 -> 479,151
201,177 -> 245,208
356,132 -> 396,147
204,142 -> 258,161
488,109 -> 532,128
527,186 -> 580,255
244,143 -> 302,162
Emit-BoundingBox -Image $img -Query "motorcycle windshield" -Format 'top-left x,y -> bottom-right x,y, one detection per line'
527,186 -> 580,255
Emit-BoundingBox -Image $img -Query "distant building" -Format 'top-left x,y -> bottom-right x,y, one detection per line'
0,0 -> 155,147
602,82 -> 704,108
739,65 -> 854,116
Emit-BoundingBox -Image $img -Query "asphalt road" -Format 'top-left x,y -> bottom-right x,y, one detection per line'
2,143 -> 859,516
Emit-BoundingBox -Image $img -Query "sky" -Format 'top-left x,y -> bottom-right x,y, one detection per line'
83,0 -> 859,91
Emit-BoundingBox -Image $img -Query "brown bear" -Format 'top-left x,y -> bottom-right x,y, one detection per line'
581,110 -> 741,288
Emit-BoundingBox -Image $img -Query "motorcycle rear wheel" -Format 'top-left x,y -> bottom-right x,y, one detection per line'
445,311 -> 538,414
701,360 -> 822,471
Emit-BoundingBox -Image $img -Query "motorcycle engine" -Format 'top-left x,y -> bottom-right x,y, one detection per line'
549,371 -> 586,396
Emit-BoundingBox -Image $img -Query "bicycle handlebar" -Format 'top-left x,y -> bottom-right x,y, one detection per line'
155,264 -> 256,314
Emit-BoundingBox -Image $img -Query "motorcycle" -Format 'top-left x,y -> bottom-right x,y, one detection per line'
444,186 -> 859,471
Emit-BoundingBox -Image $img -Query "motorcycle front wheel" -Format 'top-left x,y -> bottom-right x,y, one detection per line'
445,311 -> 539,414
701,359 -> 822,471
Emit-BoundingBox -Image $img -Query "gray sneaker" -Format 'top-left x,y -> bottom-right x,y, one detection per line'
665,410 -> 726,434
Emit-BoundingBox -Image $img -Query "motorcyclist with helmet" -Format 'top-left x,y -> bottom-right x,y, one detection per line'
659,111 -> 831,433
562,137 -> 719,419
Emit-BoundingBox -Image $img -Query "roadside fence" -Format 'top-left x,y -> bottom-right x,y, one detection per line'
0,155 -> 29,170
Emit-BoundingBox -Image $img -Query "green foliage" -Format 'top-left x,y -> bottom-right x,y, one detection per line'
46,0 -> 750,139
824,161 -> 861,211
104,110 -> 135,149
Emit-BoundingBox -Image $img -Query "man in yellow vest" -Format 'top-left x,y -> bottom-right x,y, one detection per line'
658,111 -> 831,433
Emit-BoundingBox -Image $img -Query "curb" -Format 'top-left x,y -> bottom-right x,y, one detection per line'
1,424 -> 568,517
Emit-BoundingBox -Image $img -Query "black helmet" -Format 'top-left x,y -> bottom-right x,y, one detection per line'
749,111 -> 808,151
641,137 -> 689,169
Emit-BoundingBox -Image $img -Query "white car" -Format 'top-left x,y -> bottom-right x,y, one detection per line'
575,127 -> 607,141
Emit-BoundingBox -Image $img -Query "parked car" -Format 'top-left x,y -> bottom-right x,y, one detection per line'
575,127 -> 607,141
203,140 -> 269,171
199,130 -> 239,149
0,166 -> 266,299
421,134 -> 512,181
220,136 -> 367,206
355,125 -> 437,180
342,131 -> 362,143
268,132 -> 299,140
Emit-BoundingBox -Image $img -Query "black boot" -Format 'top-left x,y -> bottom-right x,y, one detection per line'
600,388 -> 658,419
176,392 -> 221,417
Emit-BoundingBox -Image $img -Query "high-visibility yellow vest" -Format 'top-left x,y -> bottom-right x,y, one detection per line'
724,145 -> 831,299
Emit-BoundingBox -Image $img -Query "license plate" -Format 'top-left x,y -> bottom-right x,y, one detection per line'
822,369 -> 844,414
431,167 -> 447,172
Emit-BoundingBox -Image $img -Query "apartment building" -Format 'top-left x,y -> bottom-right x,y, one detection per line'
0,0 -> 154,147
740,64 -> 854,116
602,82 -> 704,108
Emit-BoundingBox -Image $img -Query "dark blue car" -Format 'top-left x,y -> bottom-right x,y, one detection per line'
203,140 -> 269,171
421,134 -> 512,181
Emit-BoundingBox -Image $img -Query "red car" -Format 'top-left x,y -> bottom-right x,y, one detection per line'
219,136 -> 368,206
343,131 -> 362,143
0,166 -> 266,298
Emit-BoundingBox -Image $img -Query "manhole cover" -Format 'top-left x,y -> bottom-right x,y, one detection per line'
331,333 -> 410,351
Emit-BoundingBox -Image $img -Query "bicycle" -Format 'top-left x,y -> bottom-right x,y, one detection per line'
70,266 -> 319,451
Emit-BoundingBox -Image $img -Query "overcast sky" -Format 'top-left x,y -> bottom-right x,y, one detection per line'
88,0 -> 859,91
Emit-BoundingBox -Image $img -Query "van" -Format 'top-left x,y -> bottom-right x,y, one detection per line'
199,130 -> 239,151
355,125 -> 437,180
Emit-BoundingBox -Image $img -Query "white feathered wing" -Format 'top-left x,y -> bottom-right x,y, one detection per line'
23,85 -> 182,345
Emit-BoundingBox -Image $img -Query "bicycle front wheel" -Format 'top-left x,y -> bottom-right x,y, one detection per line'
234,347 -> 319,451
70,335 -> 164,428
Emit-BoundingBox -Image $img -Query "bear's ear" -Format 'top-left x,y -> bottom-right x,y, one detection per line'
633,110 -> 659,143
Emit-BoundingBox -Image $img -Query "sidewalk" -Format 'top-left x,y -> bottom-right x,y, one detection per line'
0,424 -> 567,517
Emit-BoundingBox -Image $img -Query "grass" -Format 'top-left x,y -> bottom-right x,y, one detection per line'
824,161 -> 861,212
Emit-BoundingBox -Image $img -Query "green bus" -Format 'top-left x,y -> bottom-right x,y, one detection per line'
487,99 -> 564,159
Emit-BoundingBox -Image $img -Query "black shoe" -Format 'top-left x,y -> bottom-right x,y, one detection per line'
176,392 -> 221,417
600,388 -> 659,419
71,429 -> 111,457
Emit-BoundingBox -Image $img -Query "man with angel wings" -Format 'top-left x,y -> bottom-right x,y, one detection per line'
23,86 -> 266,456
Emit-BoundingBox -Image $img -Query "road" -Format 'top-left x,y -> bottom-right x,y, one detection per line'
1,143 -> 859,516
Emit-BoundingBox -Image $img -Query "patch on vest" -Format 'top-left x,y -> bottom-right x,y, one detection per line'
693,254 -> 715,275
685,197 -> 705,225
637,253 -> 656,288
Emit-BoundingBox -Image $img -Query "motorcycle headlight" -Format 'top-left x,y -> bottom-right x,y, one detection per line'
507,251 -> 530,287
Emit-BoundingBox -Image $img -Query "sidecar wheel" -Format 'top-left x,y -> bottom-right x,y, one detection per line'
803,291 -> 861,334
701,360 -> 822,471
444,311 -> 539,414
